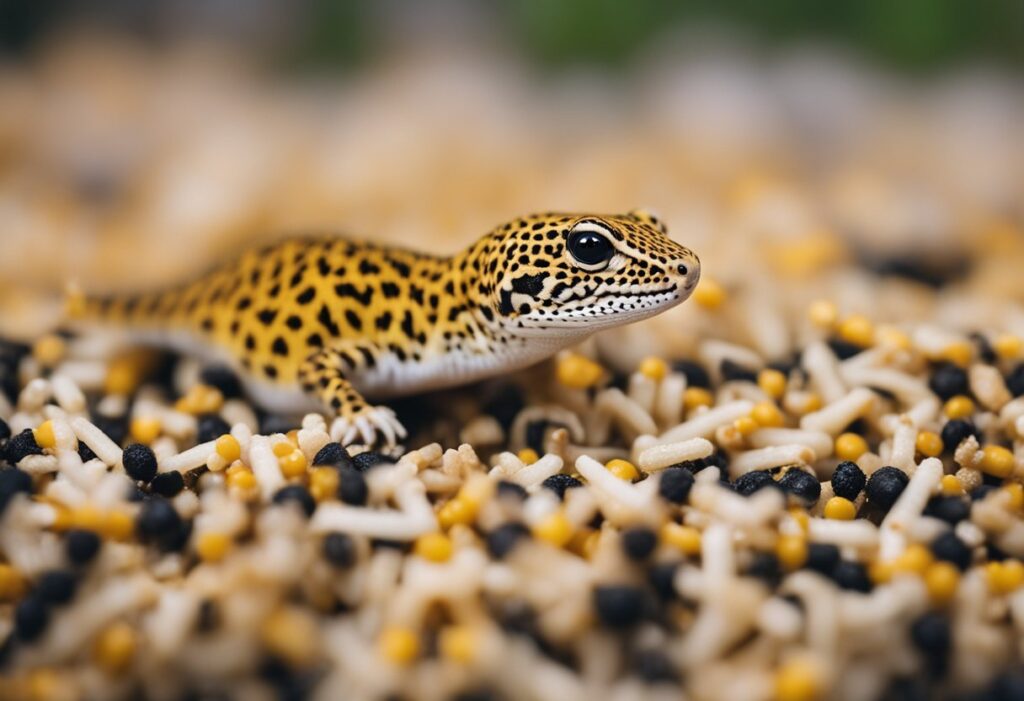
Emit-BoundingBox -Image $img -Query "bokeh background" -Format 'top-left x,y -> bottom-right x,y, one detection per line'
1,0 -> 1023,351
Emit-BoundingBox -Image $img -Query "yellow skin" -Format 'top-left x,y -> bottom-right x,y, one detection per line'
74,211 -> 700,445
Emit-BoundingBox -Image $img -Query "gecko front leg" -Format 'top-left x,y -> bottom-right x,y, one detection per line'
299,343 -> 406,447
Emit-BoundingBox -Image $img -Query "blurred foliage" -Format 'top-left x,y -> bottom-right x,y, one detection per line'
1,0 -> 1021,73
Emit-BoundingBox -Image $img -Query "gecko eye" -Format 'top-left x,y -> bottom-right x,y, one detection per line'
567,228 -> 615,268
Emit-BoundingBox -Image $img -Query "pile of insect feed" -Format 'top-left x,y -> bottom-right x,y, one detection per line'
3,41 -> 1024,701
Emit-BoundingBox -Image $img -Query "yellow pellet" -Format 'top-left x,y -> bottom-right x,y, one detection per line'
943,395 -> 974,420
915,431 -> 943,458
273,441 -> 295,458
837,314 -> 874,347
776,535 -> 808,570
775,659 -> 821,701
808,299 -> 838,328
823,496 -> 856,520
924,562 -> 960,605
32,335 -> 66,368
517,448 -> 539,465
994,334 -> 1022,360
788,508 -> 810,533
834,433 -> 868,461
987,559 -> 1024,595
660,522 -> 701,555
279,450 -> 308,479
876,325 -> 911,351
227,469 -> 257,492
869,560 -> 894,585
93,623 -> 136,675
175,384 -> 224,415
130,417 -> 162,445
215,434 -> 241,463
1004,483 -> 1024,510
261,608 -> 319,666
33,421 -> 56,450
0,563 -> 27,601
751,401 -> 784,428
940,341 -> 973,367
734,416 -> 759,435
693,277 -> 725,310
683,387 -> 714,411
532,511 -> 573,548
378,627 -> 420,665
438,497 -> 477,529
309,467 -> 340,502
67,505 -> 105,532
196,532 -> 232,563
438,626 -> 476,664
893,544 -> 933,574
607,458 -> 639,481
638,356 -> 669,381
801,393 -> 823,413
980,445 -> 1016,479
555,353 -> 604,390
757,369 -> 787,400
413,533 -> 454,563
940,474 -> 963,496
101,511 -> 134,541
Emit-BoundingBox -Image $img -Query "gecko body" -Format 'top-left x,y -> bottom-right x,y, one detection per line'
73,211 -> 700,445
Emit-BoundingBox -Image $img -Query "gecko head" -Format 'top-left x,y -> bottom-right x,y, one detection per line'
484,211 -> 700,338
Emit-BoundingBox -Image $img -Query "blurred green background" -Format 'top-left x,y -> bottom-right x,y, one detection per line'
3,0 -> 1023,74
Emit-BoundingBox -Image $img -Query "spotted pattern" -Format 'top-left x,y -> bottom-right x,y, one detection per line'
78,211 -> 700,432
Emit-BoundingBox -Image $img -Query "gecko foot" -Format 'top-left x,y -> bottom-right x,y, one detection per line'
330,405 -> 407,447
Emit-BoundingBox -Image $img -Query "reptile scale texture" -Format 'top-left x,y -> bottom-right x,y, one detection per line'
70,211 -> 701,445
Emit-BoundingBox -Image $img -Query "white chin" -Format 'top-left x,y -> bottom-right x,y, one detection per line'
512,289 -> 684,336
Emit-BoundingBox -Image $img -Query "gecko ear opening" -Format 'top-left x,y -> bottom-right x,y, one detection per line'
627,208 -> 668,234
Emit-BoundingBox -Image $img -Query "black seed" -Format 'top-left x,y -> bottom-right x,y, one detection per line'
36,570 -> 77,605
0,417 -> 9,441
632,649 -> 680,684
136,498 -> 183,541
670,360 -> 709,388
929,363 -> 969,400
658,467 -> 694,504
734,470 -> 778,497
322,532 -> 357,568
337,465 -> 368,505
779,469 -> 821,507
352,451 -> 396,472
804,543 -> 840,576
940,419 -> 976,453
649,562 -> 680,599
495,480 -> 528,501
865,466 -> 909,512
4,429 -> 43,464
122,443 -> 158,482
923,495 -> 970,525
541,474 -> 583,500
482,385 -> 525,430
65,529 -> 101,566
273,485 -> 316,517
720,359 -> 757,383
910,612 -> 951,666
931,531 -> 972,571
313,442 -> 354,470
826,338 -> 864,359
830,461 -> 866,500
1006,363 -> 1024,397
593,586 -> 647,628
621,527 -> 658,561
0,467 -> 33,514
833,560 -> 872,592
91,414 -> 128,447
197,414 -> 231,444
149,470 -> 184,498
199,365 -> 243,398
991,669 -> 1024,701
486,523 -> 529,559
77,441 -> 97,462
746,552 -> 781,586
14,596 -> 48,641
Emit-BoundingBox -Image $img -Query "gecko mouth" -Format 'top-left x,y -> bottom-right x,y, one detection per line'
514,286 -> 683,334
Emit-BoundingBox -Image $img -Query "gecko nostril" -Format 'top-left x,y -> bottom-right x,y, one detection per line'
676,264 -> 688,276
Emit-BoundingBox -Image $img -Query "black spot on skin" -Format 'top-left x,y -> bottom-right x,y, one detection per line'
306,333 -> 323,348
286,315 -> 302,330
375,312 -> 392,330
257,309 -> 278,325
200,318 -> 214,331
344,310 -> 362,331
318,304 -> 340,336
387,259 -> 411,277
512,273 -> 547,297
334,283 -> 373,306
401,311 -> 415,338
264,365 -> 278,379
444,280 -> 455,295
268,283 -> 281,298
409,285 -> 424,305
499,289 -> 515,316
358,260 -> 380,275
296,287 -> 316,304
428,294 -> 440,308
381,282 -> 400,299
245,334 -> 256,350
358,347 -> 376,367
481,306 -> 494,322
272,337 -> 289,356
317,257 -> 331,276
